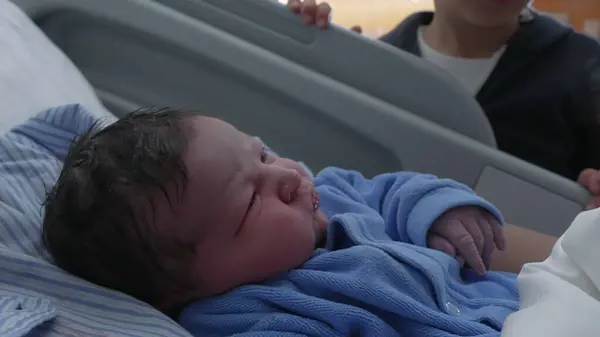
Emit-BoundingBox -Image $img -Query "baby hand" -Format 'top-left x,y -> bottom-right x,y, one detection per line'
427,206 -> 506,275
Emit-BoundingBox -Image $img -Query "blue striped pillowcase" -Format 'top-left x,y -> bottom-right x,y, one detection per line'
0,104 -> 192,337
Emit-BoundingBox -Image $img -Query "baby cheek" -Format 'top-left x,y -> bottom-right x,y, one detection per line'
263,237 -> 314,273
261,214 -> 316,267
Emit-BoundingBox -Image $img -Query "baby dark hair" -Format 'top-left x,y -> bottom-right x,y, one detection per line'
42,108 -> 198,307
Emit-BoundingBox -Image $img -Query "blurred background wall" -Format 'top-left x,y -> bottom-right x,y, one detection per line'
284,0 -> 599,38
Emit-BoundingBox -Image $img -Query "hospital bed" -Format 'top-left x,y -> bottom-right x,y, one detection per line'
0,0 -> 590,336
11,0 -> 588,238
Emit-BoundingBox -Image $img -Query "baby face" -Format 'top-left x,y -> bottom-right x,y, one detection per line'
156,116 -> 328,302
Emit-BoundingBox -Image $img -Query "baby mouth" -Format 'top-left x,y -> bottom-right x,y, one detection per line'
312,190 -> 320,212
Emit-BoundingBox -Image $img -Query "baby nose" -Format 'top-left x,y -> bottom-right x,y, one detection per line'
275,158 -> 304,172
278,169 -> 302,204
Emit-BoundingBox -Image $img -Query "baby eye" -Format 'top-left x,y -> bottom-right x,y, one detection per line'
260,149 -> 269,163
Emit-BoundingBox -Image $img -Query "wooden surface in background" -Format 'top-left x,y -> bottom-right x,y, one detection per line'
327,0 -> 434,37
323,0 -> 599,37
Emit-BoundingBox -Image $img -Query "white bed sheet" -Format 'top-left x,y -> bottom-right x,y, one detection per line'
0,0 -> 115,132
502,209 -> 600,337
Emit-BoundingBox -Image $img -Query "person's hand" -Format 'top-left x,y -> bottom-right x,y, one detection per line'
577,168 -> 600,209
427,206 -> 506,275
286,0 -> 362,33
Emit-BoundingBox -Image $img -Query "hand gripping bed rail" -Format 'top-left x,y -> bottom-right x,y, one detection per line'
11,0 -> 589,236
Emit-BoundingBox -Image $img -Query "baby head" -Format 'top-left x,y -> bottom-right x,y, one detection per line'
42,108 -> 328,311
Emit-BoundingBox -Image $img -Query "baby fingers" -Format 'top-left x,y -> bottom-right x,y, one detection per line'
431,219 -> 486,275
427,233 -> 457,258
488,214 -> 506,251
475,214 -> 496,269
461,216 -> 485,256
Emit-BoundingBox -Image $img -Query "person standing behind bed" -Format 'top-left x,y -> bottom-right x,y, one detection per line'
287,0 -> 600,209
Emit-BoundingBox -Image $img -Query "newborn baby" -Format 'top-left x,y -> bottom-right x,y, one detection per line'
43,108 -> 514,335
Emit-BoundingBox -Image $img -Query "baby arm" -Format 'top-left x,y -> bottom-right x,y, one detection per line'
316,167 -> 505,274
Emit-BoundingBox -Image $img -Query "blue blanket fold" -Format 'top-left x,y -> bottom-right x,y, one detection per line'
180,146 -> 519,337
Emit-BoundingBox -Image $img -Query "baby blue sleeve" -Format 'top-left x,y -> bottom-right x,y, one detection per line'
315,167 -> 503,247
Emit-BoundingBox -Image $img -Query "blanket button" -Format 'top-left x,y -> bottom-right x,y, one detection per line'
445,301 -> 461,316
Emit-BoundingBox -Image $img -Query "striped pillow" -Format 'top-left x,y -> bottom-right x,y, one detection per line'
0,105 -> 191,336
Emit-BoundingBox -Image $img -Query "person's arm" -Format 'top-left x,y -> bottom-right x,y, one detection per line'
489,224 -> 557,274
315,167 -> 502,247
